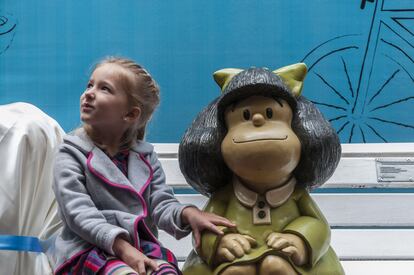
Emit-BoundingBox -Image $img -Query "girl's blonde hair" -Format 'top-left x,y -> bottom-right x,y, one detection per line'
93,56 -> 160,147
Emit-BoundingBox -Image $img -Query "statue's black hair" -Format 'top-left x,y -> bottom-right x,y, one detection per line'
179,68 -> 341,197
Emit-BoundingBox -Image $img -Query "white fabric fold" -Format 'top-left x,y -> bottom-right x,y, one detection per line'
0,102 -> 65,275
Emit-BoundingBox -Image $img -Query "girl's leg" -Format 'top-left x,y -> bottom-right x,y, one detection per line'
100,259 -> 179,275
147,259 -> 180,275
99,259 -> 137,275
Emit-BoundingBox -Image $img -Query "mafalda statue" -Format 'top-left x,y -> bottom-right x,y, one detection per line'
179,63 -> 345,275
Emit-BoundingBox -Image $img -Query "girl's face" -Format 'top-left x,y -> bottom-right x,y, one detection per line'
80,63 -> 135,130
221,95 -> 301,193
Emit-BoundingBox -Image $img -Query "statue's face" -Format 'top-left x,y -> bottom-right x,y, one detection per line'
221,95 -> 301,192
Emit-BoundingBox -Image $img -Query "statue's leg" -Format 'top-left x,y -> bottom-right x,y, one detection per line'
259,255 -> 297,275
221,264 -> 256,275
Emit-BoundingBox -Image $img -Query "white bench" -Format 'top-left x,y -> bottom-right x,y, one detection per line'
154,143 -> 414,275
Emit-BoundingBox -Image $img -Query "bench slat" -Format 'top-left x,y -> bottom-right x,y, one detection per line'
160,157 -> 414,188
175,193 -> 414,227
156,143 -> 414,188
340,261 -> 414,275
175,261 -> 414,275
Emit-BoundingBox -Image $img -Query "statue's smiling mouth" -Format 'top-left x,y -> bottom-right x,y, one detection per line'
233,136 -> 288,143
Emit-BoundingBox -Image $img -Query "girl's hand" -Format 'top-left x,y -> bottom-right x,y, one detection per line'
181,206 -> 236,248
266,232 -> 308,266
112,236 -> 159,275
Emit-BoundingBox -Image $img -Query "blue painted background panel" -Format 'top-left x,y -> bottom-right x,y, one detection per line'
1,0 -> 413,142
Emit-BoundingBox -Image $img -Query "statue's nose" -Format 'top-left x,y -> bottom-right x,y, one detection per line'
252,113 -> 265,127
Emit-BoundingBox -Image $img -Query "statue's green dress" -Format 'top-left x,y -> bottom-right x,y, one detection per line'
182,184 -> 344,275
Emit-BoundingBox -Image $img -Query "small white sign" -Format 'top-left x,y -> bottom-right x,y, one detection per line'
376,158 -> 414,182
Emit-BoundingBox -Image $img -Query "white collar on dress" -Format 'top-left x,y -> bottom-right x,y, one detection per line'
233,176 -> 296,208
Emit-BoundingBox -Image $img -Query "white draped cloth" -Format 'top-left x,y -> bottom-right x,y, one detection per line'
0,103 -> 64,275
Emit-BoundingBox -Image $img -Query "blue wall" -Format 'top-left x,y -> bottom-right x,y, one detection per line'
1,0 -> 413,143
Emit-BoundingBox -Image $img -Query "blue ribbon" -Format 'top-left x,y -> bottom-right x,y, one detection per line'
0,235 -> 42,252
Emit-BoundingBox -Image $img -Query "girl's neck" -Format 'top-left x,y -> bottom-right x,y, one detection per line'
84,125 -> 126,157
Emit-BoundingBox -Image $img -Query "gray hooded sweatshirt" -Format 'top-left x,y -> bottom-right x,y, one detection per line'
49,129 -> 191,273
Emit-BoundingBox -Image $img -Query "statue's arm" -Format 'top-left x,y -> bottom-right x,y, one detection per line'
198,185 -> 235,266
283,188 -> 331,266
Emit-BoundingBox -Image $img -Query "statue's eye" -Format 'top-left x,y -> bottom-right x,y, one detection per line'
243,109 -> 251,120
266,108 -> 273,119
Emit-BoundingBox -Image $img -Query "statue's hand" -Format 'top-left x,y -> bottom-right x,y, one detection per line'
266,232 -> 308,266
215,233 -> 257,264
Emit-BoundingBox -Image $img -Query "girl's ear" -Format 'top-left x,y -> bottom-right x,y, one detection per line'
273,63 -> 307,98
213,68 -> 243,91
124,107 -> 141,123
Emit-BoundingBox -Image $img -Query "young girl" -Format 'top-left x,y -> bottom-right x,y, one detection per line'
51,57 -> 234,275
